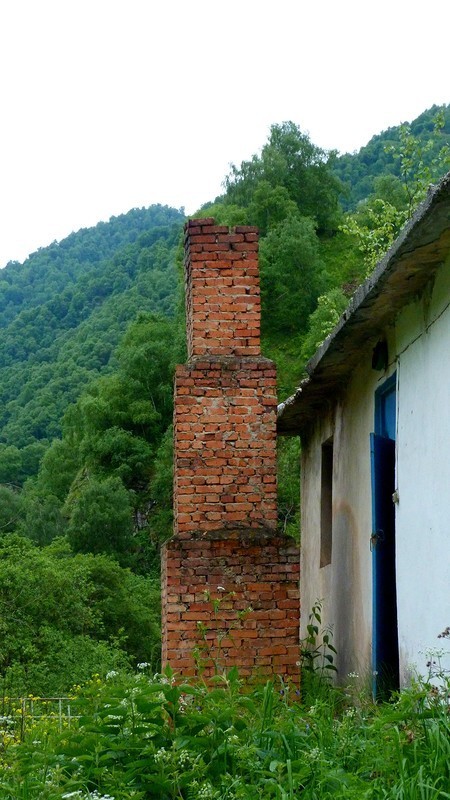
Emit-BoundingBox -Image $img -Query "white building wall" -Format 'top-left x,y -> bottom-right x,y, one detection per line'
301,354 -> 395,683
395,258 -> 450,682
300,256 -> 450,687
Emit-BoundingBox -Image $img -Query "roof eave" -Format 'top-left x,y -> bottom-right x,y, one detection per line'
277,171 -> 450,435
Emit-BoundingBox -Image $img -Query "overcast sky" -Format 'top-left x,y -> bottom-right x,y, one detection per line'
0,0 -> 449,267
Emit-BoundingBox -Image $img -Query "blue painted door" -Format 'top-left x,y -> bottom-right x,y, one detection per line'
371,375 -> 399,699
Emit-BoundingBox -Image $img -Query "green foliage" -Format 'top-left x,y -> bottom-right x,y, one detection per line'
225,121 -> 342,232
0,205 -> 183,320
334,103 -> 450,210
1,667 -> 449,799
0,486 -> 23,534
65,475 -> 134,564
195,201 -> 250,229
36,312 -> 179,567
248,182 -> 299,237
18,487 -> 66,547
340,109 -> 450,275
34,438 -> 81,502
341,198 -> 407,272
0,443 -> 47,488
260,215 -> 325,338
299,601 -> 338,694
145,425 -> 174,545
0,206 -> 184,450
0,535 -> 160,696
301,288 -> 349,364
66,312 -> 175,488
277,437 -> 301,539
386,108 -> 450,217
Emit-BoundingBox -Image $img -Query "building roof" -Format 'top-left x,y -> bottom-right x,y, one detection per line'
277,170 -> 450,436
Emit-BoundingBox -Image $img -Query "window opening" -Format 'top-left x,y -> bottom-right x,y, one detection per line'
320,437 -> 333,567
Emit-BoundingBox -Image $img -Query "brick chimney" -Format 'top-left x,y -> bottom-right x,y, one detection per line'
161,219 -> 299,680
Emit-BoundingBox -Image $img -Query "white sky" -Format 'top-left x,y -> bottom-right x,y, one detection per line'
0,0 -> 449,267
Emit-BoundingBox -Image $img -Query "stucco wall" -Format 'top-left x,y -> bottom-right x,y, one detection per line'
301,256 -> 450,687
395,256 -> 450,682
301,355 -> 393,683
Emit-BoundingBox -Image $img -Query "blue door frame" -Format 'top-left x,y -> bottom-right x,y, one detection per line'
370,373 -> 399,699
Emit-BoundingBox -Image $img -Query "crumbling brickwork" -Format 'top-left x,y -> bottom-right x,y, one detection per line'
161,219 -> 299,680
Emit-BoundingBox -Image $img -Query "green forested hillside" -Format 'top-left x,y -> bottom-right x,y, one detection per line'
334,103 -> 450,209
0,206 -> 184,450
0,206 -> 185,692
0,105 -> 449,696
0,205 -> 183,319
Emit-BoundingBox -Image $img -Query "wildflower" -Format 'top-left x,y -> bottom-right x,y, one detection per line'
154,747 -> 171,764
137,662 -> 150,670
197,783 -> 218,799
177,749 -> 192,767
106,670 -> 118,680
347,671 -> 359,679
307,747 -> 321,762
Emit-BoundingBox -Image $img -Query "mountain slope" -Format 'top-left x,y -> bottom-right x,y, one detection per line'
334,103 -> 450,209
0,206 -> 184,450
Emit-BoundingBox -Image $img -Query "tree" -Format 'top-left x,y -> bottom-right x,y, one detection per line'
0,534 -> 160,695
301,288 -> 349,363
0,485 -> 23,534
342,111 -> 450,273
66,475 -> 134,564
225,121 -> 342,232
260,215 -> 325,337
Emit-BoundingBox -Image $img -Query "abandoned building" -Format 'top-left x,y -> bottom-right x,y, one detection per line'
161,170 -> 449,693
278,171 -> 450,695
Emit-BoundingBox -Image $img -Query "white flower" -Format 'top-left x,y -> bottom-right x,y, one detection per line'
154,747 -> 171,764
89,793 -> 115,800
177,749 -> 192,767
197,783 -> 218,799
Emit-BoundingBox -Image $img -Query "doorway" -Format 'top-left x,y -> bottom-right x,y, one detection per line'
370,373 -> 399,699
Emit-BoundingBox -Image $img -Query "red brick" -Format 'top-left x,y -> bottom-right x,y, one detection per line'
162,218 -> 299,681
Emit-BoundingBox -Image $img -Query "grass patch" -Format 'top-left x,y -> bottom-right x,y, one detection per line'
0,665 -> 449,799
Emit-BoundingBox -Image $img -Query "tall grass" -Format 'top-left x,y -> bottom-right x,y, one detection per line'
0,665 -> 448,799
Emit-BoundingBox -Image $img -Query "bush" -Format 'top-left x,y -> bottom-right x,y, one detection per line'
1,666 -> 449,799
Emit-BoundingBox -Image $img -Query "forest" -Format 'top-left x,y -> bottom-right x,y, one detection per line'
0,103 -> 449,699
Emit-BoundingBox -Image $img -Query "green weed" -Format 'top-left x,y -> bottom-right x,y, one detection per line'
0,665 -> 448,799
